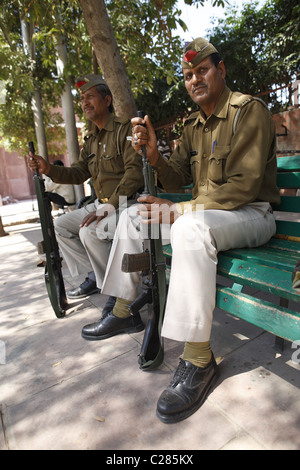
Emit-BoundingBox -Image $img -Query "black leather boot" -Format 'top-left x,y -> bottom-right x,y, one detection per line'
101,296 -> 116,316
67,277 -> 98,298
81,310 -> 144,341
156,356 -> 219,424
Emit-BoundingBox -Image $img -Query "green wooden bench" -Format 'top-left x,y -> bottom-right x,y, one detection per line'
160,155 -> 300,345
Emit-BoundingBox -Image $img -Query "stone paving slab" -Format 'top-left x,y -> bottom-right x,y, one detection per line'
0,220 -> 300,450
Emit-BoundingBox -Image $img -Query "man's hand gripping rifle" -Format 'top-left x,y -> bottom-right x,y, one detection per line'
29,141 -> 68,318
121,112 -> 166,371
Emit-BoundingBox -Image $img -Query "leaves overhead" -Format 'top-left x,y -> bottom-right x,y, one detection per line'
0,0 -> 190,152
208,0 -> 299,111
0,0 -> 298,153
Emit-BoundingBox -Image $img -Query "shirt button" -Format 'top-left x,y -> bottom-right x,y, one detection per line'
204,128 -> 209,133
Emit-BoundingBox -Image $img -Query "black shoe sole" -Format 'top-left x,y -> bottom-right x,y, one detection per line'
81,322 -> 144,341
156,371 -> 219,424
67,288 -> 99,299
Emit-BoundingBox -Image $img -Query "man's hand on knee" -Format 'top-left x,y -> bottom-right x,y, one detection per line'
80,211 -> 98,227
80,204 -> 115,227
95,203 -> 115,226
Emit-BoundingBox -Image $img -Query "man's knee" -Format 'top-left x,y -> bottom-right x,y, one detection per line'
53,214 -> 64,233
53,209 -> 80,237
79,223 -> 96,245
171,212 -> 208,251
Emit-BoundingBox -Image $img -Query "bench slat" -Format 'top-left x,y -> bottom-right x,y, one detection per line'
159,193 -> 192,203
264,238 -> 300,252
220,246 -> 298,270
274,196 -> 300,212
277,155 -> 300,171
217,254 -> 299,303
275,220 -> 300,238
216,284 -> 300,342
277,172 -> 300,188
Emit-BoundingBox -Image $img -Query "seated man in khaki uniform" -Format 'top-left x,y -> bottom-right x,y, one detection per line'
28,75 -> 144,335
82,39 -> 280,424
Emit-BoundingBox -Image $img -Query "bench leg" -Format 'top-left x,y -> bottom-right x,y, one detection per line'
274,298 -> 289,352
274,335 -> 285,352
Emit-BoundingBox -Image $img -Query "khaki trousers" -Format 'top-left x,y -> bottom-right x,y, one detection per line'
102,202 -> 276,342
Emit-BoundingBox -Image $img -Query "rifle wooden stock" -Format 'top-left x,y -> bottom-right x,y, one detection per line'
122,252 -> 151,272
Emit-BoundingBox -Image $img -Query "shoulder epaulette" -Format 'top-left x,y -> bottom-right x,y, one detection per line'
230,92 -> 252,107
232,94 -> 269,134
83,128 -> 98,141
114,115 -> 130,125
184,111 -> 198,126
114,116 -> 130,156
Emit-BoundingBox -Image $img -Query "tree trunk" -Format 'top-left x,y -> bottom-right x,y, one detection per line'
56,33 -> 84,203
79,0 -> 137,118
20,17 -> 49,161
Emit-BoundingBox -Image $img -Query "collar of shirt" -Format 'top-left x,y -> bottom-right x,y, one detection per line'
193,86 -> 232,127
100,113 -> 116,133
84,113 -> 115,140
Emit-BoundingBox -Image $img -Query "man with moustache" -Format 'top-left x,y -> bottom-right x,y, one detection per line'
82,39 -> 280,424
28,75 -> 144,334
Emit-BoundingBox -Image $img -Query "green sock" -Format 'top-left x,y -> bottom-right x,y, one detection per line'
182,341 -> 212,368
113,297 -> 131,318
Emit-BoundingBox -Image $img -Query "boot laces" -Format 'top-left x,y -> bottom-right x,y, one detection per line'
101,309 -> 112,320
81,277 -> 93,289
170,358 -> 190,388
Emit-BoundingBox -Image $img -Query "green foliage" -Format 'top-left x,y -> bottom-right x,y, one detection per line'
0,0 -> 298,154
141,0 -> 299,124
0,0 -> 190,153
208,0 -> 300,111
135,72 -> 195,124
0,0 -> 78,153
184,0 -> 227,6
105,0 -> 185,94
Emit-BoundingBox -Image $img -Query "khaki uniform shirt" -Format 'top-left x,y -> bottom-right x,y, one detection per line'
156,86 -> 280,212
47,114 -> 144,208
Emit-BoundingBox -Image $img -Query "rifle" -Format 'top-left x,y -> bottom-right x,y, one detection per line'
121,112 -> 167,371
29,141 -> 68,318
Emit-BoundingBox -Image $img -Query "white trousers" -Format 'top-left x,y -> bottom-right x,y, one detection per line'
54,200 -> 122,288
102,202 -> 276,342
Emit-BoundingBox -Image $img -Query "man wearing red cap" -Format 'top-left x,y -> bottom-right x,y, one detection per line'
88,38 -> 280,424
28,75 -> 144,335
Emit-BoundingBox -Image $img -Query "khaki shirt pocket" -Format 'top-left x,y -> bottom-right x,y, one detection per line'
87,153 -> 98,177
100,152 -> 124,175
208,146 -> 230,184
190,154 -> 201,182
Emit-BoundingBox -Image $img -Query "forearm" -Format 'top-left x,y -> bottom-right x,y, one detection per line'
47,163 -> 89,186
